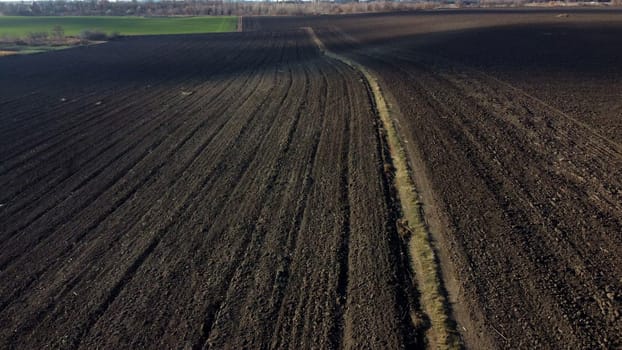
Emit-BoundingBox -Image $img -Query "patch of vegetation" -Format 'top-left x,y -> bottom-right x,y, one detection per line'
0,16 -> 237,38
0,16 -> 236,55
79,29 -> 119,41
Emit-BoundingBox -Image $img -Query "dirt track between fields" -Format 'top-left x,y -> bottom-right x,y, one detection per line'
249,9 -> 622,349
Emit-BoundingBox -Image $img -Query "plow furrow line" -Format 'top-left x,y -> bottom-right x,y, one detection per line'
0,41 -> 278,306
0,33 -> 290,347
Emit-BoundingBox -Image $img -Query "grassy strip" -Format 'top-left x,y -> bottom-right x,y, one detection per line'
305,27 -> 461,349
0,44 -> 73,55
0,16 -> 237,56
0,16 -> 237,37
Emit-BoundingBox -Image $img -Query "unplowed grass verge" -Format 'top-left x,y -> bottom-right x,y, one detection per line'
305,26 -> 460,349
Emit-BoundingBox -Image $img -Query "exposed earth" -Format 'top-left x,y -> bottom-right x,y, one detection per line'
1,8 -> 621,349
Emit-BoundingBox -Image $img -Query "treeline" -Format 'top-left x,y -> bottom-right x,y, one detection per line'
0,0 -> 618,17
1,1 -> 234,16
0,1 -> 440,17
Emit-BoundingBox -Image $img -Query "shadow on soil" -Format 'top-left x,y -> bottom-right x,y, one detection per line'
4,9 -> 622,101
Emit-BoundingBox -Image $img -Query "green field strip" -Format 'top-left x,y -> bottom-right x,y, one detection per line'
0,16 -> 237,37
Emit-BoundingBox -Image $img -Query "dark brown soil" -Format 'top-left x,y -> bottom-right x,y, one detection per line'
0,31 -> 416,349
248,9 -> 622,349
3,9 -> 622,349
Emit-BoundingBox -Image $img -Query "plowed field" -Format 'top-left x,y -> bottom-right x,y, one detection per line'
249,9 -> 622,349
2,8 -> 622,350
0,32 -> 416,348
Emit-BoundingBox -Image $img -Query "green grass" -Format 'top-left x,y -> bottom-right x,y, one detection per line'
0,16 -> 237,37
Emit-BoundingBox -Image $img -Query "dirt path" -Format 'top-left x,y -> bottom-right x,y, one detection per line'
305,27 -> 459,349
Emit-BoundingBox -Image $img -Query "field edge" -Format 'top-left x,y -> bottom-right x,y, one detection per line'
304,26 -> 462,349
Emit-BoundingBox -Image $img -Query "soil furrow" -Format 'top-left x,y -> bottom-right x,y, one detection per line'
48,32 -> 292,348
0,43 -> 263,231
0,32 -> 292,348
0,36 -> 283,309
328,64 -> 351,350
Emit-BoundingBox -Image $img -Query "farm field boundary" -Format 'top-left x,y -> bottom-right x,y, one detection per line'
304,26 -> 460,349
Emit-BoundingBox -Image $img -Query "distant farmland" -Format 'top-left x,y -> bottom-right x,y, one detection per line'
0,16 -> 237,37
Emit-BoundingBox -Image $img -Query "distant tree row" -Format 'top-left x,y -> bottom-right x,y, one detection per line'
0,0 -> 235,16
0,0 -> 618,17
0,1 -> 434,17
